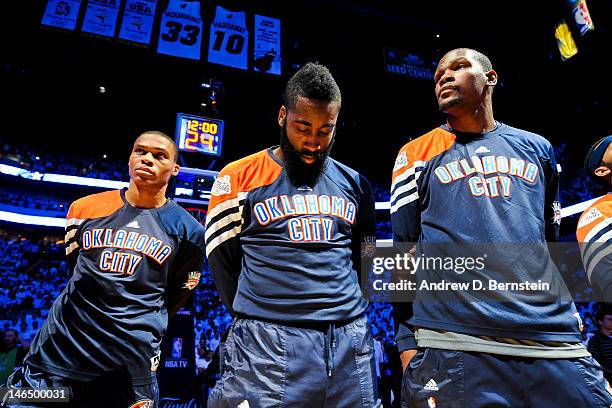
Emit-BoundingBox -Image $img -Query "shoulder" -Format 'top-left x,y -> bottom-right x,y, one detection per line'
162,203 -> 206,246
501,123 -> 554,155
577,195 -> 612,240
211,149 -> 283,199
326,158 -> 372,195
68,190 -> 124,220
392,127 -> 455,177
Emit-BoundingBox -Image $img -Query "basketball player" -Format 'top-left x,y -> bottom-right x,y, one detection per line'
391,48 -> 612,407
3,132 -> 206,408
205,63 -> 379,407
577,136 -> 612,299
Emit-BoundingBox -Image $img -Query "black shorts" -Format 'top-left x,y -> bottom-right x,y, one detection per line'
2,364 -> 158,408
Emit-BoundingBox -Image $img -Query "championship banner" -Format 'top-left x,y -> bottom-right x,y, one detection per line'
555,20 -> 578,61
207,6 -> 248,70
157,0 -> 203,61
118,0 -> 157,44
81,0 -> 122,38
569,0 -> 595,35
41,0 -> 82,31
383,48 -> 436,81
253,15 -> 281,75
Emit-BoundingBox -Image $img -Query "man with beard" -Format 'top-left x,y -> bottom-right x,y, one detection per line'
577,136 -> 612,299
391,48 -> 612,407
205,62 -> 378,407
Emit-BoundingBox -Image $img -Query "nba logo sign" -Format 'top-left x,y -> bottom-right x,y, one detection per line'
427,396 -> 436,408
172,337 -> 183,359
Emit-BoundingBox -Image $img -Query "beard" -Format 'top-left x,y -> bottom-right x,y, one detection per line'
438,95 -> 462,112
279,122 -> 334,187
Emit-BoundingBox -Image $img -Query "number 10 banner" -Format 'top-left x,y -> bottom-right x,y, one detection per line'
157,0 -> 203,60
207,6 -> 248,70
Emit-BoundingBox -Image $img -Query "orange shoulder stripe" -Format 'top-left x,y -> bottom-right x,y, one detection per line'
68,190 -> 124,220
208,149 -> 283,210
392,127 -> 456,180
576,195 -> 612,242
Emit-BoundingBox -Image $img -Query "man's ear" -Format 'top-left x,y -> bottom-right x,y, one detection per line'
594,165 -> 611,178
486,69 -> 498,87
173,163 -> 180,177
278,105 -> 287,127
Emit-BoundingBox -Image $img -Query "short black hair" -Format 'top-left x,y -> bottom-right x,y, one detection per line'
445,48 -> 493,72
584,135 -> 611,185
135,131 -> 178,162
283,62 -> 342,110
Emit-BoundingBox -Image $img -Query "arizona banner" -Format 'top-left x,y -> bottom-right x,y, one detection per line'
118,0 -> 157,45
555,20 -> 578,61
253,15 -> 281,75
41,0 -> 82,30
81,0 -> 122,38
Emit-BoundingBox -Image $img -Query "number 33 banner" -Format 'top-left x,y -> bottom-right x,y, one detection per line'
207,6 -> 248,70
157,0 -> 203,60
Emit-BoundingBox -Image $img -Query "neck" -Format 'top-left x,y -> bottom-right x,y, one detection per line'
273,146 -> 284,162
125,181 -> 168,209
446,101 -> 496,133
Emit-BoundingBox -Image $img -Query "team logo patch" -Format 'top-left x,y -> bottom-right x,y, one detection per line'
183,271 -> 201,290
129,399 -> 153,408
150,350 -> 161,372
362,236 -> 377,257
211,175 -> 231,196
427,396 -> 437,408
237,401 -> 250,408
578,208 -> 603,229
393,151 -> 408,172
552,201 -> 562,225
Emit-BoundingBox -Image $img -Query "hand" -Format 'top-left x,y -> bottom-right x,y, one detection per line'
400,349 -> 418,373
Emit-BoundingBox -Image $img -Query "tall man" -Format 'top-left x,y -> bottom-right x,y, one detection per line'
577,136 -> 612,299
4,131 -> 206,407
206,63 -> 378,407
391,48 -> 612,407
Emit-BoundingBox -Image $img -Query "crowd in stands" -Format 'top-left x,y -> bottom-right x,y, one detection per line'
0,190 -> 69,215
0,142 -> 129,182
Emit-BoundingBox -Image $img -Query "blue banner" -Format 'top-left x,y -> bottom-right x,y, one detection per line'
157,0 -> 203,60
118,0 -> 157,44
207,6 -> 248,70
41,0 -> 82,30
81,0 -> 122,38
253,15 -> 281,75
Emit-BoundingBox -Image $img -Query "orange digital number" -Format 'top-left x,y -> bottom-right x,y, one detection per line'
185,130 -> 199,150
188,120 -> 199,132
200,133 -> 214,152
201,122 -> 218,135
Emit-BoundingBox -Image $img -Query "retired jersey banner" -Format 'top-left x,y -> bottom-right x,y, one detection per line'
81,0 -> 122,38
253,15 -> 281,75
118,0 -> 157,44
208,6 -> 248,70
555,20 -> 578,61
41,0 -> 82,30
157,0 -> 203,60
570,0 -> 595,35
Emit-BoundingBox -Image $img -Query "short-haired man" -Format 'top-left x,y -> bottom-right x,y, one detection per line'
4,131 -> 206,407
577,136 -> 612,299
391,48 -> 612,407
588,305 -> 612,383
206,63 -> 378,407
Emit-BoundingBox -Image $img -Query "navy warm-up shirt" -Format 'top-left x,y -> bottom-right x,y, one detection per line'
390,122 -> 582,352
25,189 -> 205,385
205,147 -> 376,323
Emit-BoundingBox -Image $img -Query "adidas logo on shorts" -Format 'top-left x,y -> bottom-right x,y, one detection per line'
424,378 -> 439,391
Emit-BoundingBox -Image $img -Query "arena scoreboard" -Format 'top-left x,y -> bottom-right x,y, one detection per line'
175,113 -> 224,157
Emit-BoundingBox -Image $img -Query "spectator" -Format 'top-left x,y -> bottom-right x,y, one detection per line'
0,329 -> 28,385
588,305 -> 612,383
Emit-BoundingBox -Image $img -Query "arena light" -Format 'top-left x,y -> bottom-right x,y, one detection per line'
42,173 -> 129,189
0,210 -> 65,228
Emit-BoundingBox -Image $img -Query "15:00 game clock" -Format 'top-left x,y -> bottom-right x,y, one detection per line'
175,113 -> 224,157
